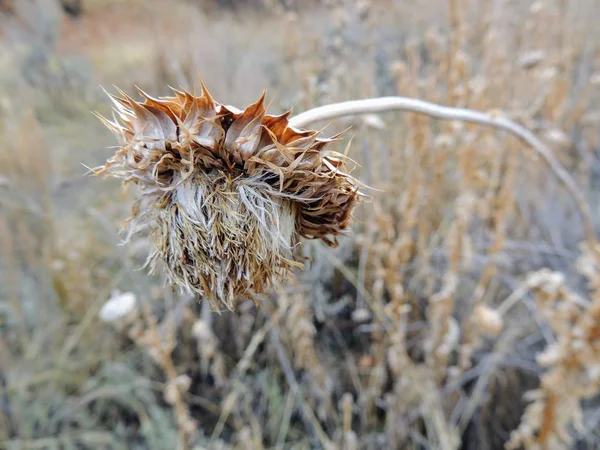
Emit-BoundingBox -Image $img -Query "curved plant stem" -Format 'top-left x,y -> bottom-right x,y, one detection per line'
290,97 -> 596,244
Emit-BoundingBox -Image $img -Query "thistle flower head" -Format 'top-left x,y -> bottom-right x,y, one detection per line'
98,81 -> 362,310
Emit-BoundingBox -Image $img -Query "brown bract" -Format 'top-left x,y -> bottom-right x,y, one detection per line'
97,82 -> 363,309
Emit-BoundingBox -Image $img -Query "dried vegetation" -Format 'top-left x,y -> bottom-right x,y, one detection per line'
1,0 -> 599,449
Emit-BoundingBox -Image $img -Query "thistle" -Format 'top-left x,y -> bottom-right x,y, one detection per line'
97,82 -> 362,310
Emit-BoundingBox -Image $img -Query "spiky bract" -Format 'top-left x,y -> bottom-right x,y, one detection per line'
98,82 -> 361,309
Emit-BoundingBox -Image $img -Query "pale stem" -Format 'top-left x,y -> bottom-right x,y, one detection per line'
290,97 -> 595,244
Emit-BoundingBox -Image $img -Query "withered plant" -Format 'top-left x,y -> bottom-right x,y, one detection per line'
97,79 -> 590,311
97,84 -> 362,310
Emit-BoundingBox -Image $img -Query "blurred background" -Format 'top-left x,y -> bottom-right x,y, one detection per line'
1,0 -> 599,449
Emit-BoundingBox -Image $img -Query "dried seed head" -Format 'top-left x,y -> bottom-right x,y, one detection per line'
473,304 -> 503,337
98,82 -> 362,310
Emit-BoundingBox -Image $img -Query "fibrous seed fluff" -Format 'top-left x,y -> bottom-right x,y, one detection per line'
97,82 -> 363,310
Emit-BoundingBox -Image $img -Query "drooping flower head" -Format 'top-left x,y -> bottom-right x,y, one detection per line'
98,81 -> 362,310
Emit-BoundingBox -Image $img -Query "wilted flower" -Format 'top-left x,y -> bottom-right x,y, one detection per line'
97,82 -> 362,310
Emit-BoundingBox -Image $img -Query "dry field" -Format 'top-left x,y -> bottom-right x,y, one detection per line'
1,0 -> 600,449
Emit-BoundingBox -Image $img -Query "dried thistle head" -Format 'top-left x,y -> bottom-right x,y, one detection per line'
97,82 -> 363,310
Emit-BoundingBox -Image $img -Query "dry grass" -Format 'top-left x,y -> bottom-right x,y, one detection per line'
1,0 -> 600,449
